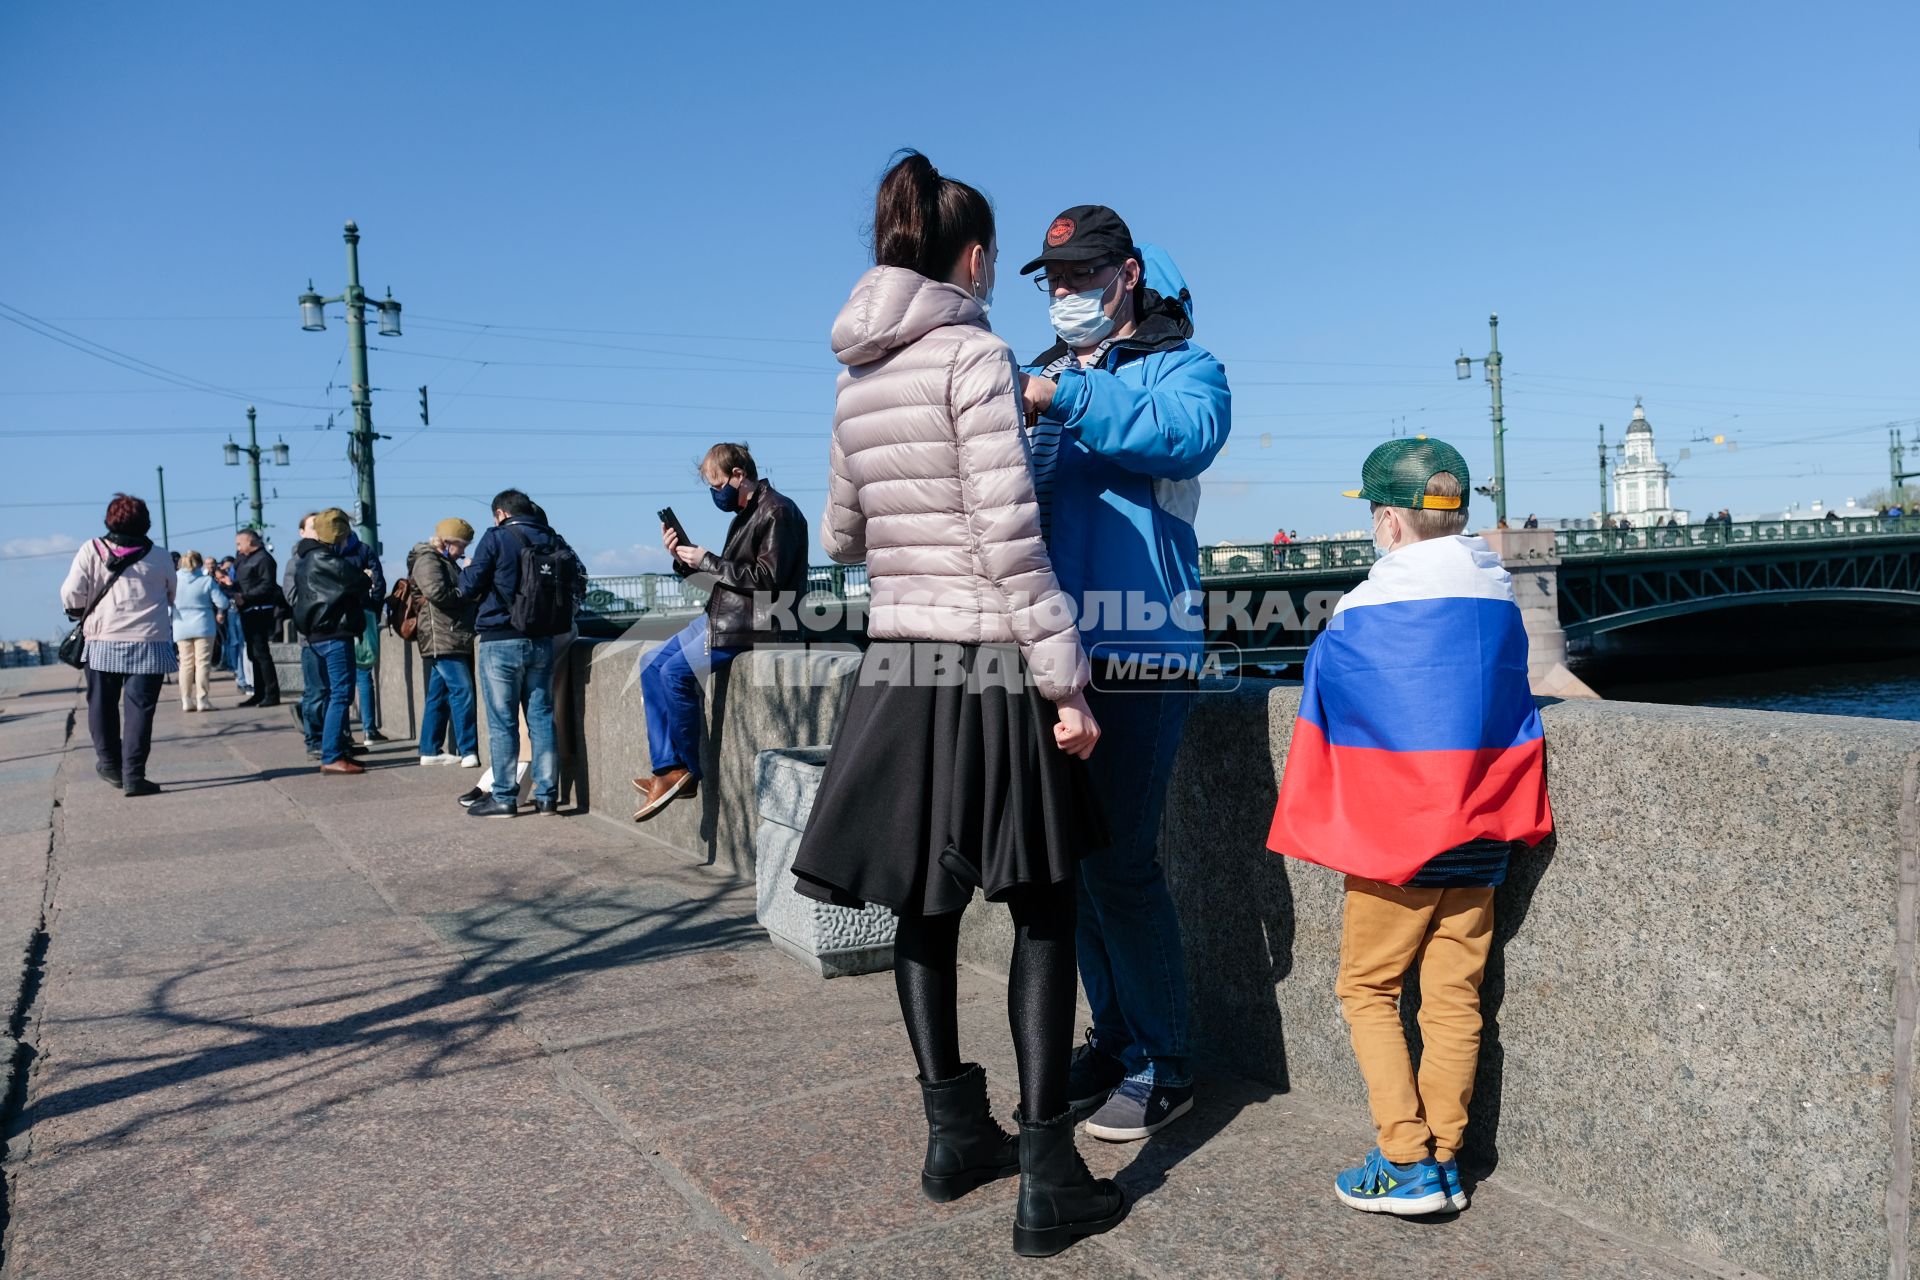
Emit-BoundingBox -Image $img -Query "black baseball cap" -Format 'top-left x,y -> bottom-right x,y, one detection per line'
1019,204 -> 1136,275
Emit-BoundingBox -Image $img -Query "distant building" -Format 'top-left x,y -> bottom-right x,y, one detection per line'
1611,400 -> 1689,526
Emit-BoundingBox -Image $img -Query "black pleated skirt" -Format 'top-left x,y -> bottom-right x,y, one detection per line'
791,641 -> 1109,917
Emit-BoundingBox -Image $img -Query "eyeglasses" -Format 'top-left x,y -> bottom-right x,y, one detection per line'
1033,261 -> 1119,293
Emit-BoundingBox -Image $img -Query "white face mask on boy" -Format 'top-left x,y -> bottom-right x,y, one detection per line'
1372,510 -> 1399,556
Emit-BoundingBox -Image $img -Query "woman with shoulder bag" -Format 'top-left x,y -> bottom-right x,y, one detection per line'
60,494 -> 178,796
789,151 -> 1122,1258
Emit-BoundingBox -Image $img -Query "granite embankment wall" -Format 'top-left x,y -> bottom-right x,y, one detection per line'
350,635 -> 1919,1280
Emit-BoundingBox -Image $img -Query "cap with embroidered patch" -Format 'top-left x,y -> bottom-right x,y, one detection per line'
1019,204 -> 1136,275
1342,437 -> 1471,510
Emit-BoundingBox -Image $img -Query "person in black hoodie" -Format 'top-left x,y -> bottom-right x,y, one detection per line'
290,510 -> 372,775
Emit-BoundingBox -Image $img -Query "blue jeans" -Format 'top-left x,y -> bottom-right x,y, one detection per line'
299,645 -> 327,753
227,612 -> 250,689
355,667 -> 379,734
420,655 -> 478,757
477,636 -> 556,805
639,616 -> 741,781
1076,678 -> 1196,1088
311,639 -> 355,765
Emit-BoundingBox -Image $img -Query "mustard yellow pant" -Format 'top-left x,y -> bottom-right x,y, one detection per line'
1335,877 -> 1494,1165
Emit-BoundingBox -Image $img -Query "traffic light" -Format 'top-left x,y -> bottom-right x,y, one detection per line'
418,385 -> 429,426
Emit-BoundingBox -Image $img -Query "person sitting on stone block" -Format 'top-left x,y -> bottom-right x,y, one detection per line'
633,442 -> 809,822
1266,436 -> 1554,1217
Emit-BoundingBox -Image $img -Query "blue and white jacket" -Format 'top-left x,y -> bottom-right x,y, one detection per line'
1022,245 -> 1230,665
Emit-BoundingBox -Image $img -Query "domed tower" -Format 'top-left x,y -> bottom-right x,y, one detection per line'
1610,399 -> 1689,524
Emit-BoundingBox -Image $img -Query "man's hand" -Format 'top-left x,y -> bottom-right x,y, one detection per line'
664,527 -> 705,568
1019,373 -> 1057,427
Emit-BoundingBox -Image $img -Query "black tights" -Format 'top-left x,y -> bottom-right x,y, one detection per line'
892,879 -> 1078,1122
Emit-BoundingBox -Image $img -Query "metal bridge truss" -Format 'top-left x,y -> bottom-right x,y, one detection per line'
1558,539 -> 1920,638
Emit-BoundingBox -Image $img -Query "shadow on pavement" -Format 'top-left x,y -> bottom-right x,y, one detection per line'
11,876 -> 758,1149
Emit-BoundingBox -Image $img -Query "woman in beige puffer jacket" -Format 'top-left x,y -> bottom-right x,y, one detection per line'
791,151 -> 1123,1260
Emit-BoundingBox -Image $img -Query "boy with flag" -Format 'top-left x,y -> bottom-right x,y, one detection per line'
1267,437 -> 1553,1216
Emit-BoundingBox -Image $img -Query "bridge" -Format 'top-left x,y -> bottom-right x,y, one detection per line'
580,516 -> 1920,669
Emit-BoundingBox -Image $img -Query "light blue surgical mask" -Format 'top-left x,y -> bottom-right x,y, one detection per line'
1047,268 -> 1121,347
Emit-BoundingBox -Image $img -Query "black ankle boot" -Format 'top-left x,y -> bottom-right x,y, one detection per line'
1013,1108 -> 1127,1257
917,1063 -> 1018,1203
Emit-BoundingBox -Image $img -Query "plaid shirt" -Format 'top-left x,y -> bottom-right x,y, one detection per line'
85,640 -> 178,675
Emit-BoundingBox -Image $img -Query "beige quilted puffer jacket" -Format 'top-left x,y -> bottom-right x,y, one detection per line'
823,266 -> 1089,701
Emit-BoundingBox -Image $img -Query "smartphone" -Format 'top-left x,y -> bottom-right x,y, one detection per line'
658,507 -> 690,545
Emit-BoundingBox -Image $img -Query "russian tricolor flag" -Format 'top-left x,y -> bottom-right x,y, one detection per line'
1267,534 -> 1553,885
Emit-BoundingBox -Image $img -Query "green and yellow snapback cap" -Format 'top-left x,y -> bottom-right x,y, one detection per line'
1341,436 -> 1471,509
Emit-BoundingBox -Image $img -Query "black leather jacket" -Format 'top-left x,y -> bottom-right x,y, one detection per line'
674,480 -> 809,648
289,538 -> 371,642
231,547 -> 280,611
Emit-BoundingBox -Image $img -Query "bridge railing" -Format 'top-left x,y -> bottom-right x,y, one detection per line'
584,563 -> 871,624
582,518 -> 1920,612
1200,539 -> 1380,577
1556,515 -> 1918,557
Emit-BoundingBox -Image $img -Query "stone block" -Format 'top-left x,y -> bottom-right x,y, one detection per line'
753,747 -> 893,978
571,640 -> 862,877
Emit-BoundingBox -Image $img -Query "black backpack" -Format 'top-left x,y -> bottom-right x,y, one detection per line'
503,525 -> 582,637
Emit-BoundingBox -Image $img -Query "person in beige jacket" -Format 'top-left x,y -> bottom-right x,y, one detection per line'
60,493 -> 177,796
789,151 -> 1122,1259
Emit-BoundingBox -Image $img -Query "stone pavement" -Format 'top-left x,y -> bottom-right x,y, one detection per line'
0,669 -> 1757,1279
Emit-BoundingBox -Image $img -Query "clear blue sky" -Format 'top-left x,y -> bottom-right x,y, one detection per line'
3,1 -> 1915,639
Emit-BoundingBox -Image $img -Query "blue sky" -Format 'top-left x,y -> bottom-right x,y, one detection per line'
3,1 -> 1915,639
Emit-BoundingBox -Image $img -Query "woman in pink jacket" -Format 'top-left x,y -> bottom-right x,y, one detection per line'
60,494 -> 177,796
791,152 -> 1123,1257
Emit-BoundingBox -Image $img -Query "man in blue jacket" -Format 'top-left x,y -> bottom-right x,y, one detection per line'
1018,205 -> 1231,1142
458,489 -> 583,817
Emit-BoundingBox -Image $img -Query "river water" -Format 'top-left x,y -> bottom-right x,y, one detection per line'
1590,657 -> 1920,722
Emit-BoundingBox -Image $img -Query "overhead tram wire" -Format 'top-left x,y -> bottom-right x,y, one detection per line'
0,301 -> 330,410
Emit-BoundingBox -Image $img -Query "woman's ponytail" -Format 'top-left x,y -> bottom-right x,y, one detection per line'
872,149 -> 994,281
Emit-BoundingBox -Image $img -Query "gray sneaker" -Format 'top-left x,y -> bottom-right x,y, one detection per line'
1083,1078 -> 1194,1143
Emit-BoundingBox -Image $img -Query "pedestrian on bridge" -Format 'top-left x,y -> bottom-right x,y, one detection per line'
790,151 -> 1119,1259
60,493 -> 176,797
1015,201 -> 1231,1145
633,442 -> 807,821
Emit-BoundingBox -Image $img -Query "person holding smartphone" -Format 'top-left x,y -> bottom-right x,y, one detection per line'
631,442 -> 808,820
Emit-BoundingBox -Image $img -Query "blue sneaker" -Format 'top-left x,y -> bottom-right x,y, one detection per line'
1333,1148 -> 1450,1216
1435,1157 -> 1470,1211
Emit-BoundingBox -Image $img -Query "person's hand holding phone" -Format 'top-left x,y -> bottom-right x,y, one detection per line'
662,522 -> 704,568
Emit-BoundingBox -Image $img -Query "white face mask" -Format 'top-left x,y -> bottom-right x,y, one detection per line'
1048,268 -> 1122,347
1372,510 -> 1397,556
973,271 -> 993,315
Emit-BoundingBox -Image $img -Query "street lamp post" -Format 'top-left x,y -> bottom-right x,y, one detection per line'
1889,425 -> 1920,508
1597,424 -> 1610,528
223,404 -> 290,532
155,466 -> 169,549
299,220 -> 402,555
1453,313 -> 1507,525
